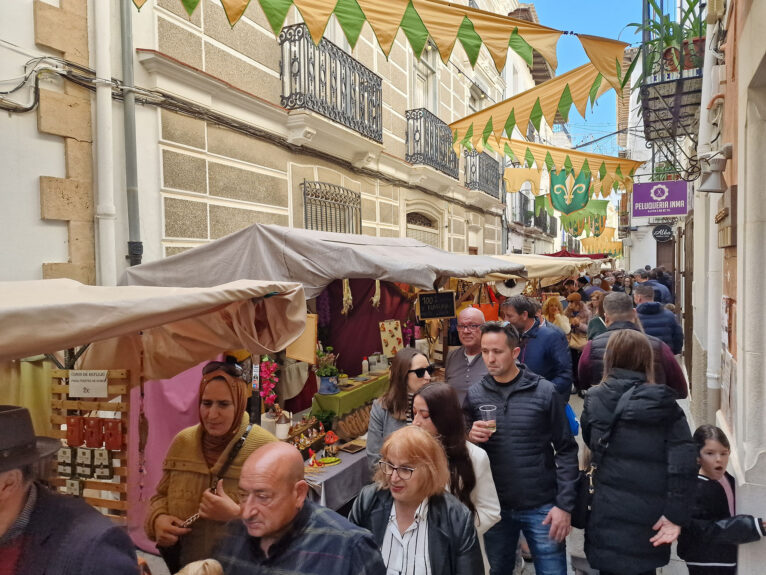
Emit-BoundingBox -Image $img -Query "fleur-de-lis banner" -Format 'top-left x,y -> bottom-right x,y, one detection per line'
550,168 -> 590,215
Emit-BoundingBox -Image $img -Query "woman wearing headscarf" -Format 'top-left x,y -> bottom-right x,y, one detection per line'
145,360 -> 278,570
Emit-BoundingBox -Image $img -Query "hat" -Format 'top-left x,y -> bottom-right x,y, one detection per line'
494,279 -> 527,297
566,293 -> 582,302
0,406 -> 60,473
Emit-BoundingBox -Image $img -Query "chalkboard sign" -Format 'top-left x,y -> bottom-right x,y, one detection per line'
417,291 -> 456,320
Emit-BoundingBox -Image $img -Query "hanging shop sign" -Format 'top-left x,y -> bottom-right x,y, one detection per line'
633,181 -> 688,217
652,225 -> 674,243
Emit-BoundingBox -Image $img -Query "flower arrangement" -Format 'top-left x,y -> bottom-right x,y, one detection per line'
259,356 -> 279,407
315,345 -> 339,377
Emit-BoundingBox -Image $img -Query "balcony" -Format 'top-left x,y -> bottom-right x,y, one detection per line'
280,24 -> 382,143
405,108 -> 459,179
465,150 -> 501,199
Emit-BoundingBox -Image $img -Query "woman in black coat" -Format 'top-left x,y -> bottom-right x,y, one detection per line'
581,329 -> 697,575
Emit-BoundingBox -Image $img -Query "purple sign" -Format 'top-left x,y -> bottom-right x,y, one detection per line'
632,180 -> 689,217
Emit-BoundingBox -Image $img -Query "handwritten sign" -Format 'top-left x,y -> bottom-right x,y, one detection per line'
417,291 -> 456,320
68,370 -> 108,398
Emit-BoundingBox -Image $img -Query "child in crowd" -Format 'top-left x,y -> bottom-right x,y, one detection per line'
678,425 -> 765,574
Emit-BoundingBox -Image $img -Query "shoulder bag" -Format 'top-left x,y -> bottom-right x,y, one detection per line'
158,424 -> 252,573
571,386 -> 637,529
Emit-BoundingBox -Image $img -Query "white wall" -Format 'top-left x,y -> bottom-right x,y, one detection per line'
0,1 -> 71,281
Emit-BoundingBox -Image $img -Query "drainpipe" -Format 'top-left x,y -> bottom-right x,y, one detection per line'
121,0 -> 142,265
95,0 -> 117,285
698,30 -> 722,419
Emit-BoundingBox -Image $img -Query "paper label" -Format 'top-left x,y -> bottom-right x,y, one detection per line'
68,370 -> 108,398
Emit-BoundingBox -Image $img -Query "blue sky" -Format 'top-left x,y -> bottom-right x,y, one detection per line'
529,0 -> 644,155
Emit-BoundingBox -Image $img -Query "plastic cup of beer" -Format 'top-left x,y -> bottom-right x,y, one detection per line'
479,405 -> 497,434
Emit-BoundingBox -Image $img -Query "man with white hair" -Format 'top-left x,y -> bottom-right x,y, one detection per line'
445,307 -> 489,405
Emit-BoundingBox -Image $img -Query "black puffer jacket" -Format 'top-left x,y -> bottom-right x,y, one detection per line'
463,366 -> 579,512
581,369 -> 697,574
637,301 -> 684,354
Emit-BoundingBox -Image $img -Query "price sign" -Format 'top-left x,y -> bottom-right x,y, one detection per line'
416,291 -> 456,320
68,370 -> 108,398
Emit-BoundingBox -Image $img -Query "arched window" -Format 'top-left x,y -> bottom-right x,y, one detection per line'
406,212 -> 440,247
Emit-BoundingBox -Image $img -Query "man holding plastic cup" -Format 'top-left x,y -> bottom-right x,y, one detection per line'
463,322 -> 578,575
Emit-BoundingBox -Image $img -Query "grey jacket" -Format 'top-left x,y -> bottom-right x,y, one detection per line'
349,485 -> 483,575
366,399 -> 407,470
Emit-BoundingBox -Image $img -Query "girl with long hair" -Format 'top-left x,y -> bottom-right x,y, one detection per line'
366,347 -> 432,469
412,382 -> 500,573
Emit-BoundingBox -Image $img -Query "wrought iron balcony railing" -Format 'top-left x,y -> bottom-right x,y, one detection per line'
405,108 -> 459,179
280,24 -> 383,143
465,150 -> 500,199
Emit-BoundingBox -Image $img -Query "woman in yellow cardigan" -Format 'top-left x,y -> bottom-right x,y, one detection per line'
145,360 -> 277,570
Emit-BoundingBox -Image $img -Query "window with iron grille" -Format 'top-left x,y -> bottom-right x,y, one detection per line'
406,212 -> 440,248
302,180 -> 361,233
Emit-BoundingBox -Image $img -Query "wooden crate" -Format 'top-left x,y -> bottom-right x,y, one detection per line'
49,369 -> 130,525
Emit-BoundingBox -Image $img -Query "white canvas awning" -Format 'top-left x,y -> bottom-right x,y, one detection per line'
0,278 -> 306,379
490,253 -> 596,284
121,224 -> 526,298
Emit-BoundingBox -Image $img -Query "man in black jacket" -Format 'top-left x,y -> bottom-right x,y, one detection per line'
464,323 -> 579,575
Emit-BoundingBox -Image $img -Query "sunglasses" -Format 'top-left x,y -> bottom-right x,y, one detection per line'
202,360 -> 243,378
407,364 -> 435,378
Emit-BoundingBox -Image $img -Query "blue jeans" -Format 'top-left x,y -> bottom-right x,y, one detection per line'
484,503 -> 567,575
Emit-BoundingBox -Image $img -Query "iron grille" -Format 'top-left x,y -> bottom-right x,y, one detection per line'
302,180 -> 361,234
280,24 -> 383,143
405,108 -> 459,179
465,150 -> 500,199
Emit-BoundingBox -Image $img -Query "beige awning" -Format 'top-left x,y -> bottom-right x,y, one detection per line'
132,0 -> 628,87
490,253 -> 595,281
0,278 -> 307,379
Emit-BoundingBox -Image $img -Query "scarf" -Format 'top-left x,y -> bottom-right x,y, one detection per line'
198,369 -> 248,469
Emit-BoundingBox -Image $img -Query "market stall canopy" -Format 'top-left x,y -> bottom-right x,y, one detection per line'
121,224 -> 526,298
490,253 -> 595,280
131,0 -> 627,88
546,249 -> 608,259
450,63 -> 615,153
0,278 -> 306,379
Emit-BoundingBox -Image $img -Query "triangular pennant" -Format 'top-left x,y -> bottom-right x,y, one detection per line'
356,0 -> 410,57
412,0 -> 466,63
133,0 -> 149,7
334,0 -> 367,48
456,17 -> 483,67
577,34 -> 628,93
293,0 -> 339,44
182,0 -> 201,16
221,0 -> 252,26
508,29 -> 534,67
399,2 -> 429,59
469,12 -> 513,72
259,0 -> 294,35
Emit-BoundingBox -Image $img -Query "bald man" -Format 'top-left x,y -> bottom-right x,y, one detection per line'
214,443 -> 385,575
446,307 -> 489,405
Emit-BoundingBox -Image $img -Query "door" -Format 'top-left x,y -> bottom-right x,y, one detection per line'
656,240 -> 675,271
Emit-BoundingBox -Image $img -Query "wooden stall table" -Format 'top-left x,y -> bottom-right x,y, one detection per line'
312,372 -> 389,417
305,449 -> 371,510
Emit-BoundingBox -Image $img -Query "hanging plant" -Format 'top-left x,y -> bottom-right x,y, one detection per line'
259,356 -> 279,407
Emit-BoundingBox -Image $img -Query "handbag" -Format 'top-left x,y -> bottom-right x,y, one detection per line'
567,330 -> 588,350
158,424 -> 252,573
571,386 -> 637,529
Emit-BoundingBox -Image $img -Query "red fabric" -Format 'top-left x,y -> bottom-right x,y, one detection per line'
0,537 -> 25,575
284,371 -> 318,413
545,249 -> 608,259
327,279 -> 412,377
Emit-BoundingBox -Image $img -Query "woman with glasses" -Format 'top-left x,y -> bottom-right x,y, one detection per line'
366,348 -> 433,470
350,426 -> 483,575
145,359 -> 278,571
412,382 -> 500,573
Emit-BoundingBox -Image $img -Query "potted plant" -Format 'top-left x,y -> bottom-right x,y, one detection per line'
623,0 -> 706,87
315,344 -> 340,395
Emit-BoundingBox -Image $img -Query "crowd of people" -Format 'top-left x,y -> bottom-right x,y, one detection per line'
2,267 -> 765,575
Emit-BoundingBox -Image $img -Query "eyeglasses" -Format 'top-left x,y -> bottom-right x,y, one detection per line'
202,360 -> 243,378
407,364 -> 435,378
378,460 -> 415,480
457,323 -> 482,331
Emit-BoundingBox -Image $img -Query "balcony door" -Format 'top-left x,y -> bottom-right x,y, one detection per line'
412,43 -> 438,113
